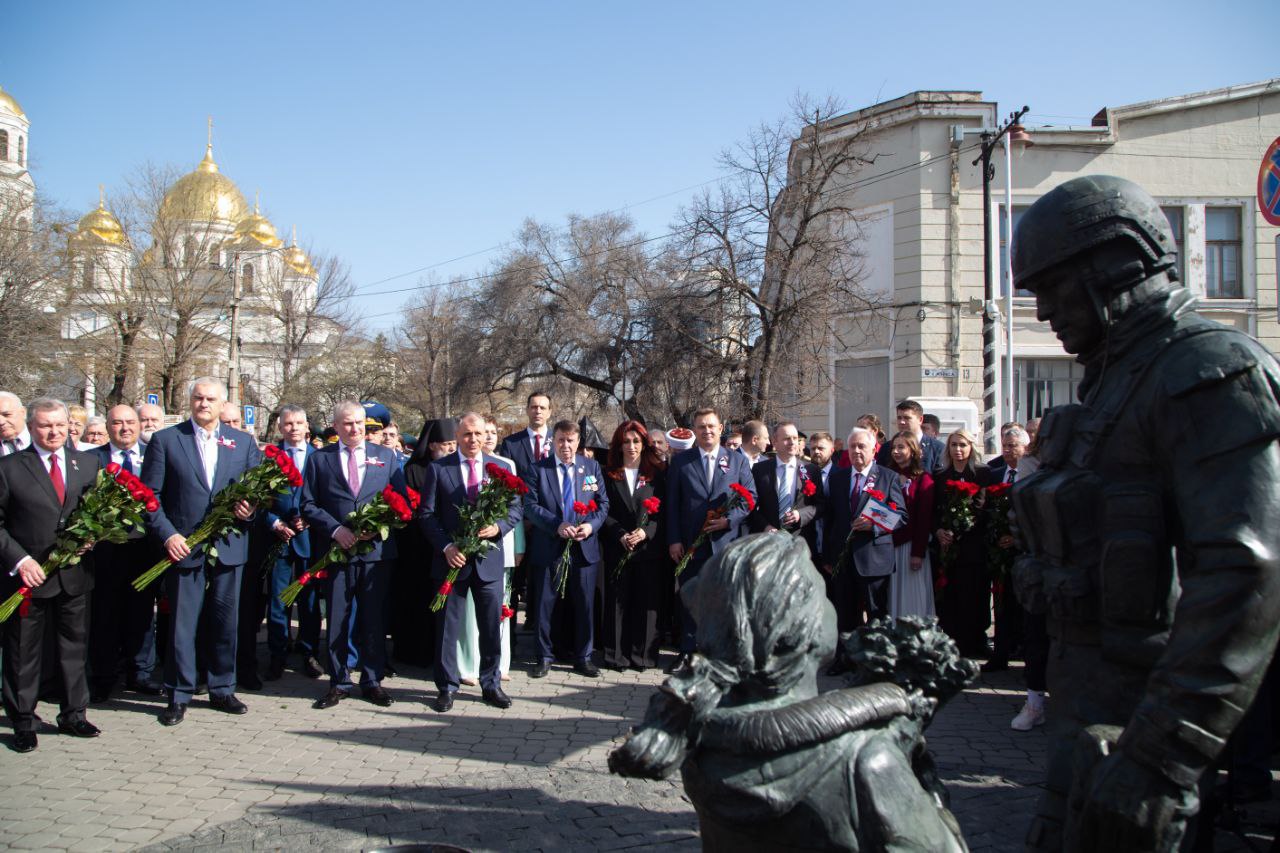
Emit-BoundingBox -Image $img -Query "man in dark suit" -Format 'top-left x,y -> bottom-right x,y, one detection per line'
0,398 -> 102,752
420,412 -> 522,712
140,377 -> 263,726
264,404 -> 321,681
498,390 -> 552,619
983,423 -> 1030,674
88,404 -> 163,703
749,421 -> 826,553
877,399 -> 946,473
823,426 -> 907,629
523,419 -> 609,679
303,401 -> 406,710
666,407 -> 757,672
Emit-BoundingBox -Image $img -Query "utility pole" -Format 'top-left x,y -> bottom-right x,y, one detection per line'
973,105 -> 1030,455
228,252 -> 241,405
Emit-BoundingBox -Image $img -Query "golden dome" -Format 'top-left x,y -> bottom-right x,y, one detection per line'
0,85 -> 25,119
232,201 -> 283,249
158,144 -> 248,225
72,198 -> 129,248
282,230 -> 317,277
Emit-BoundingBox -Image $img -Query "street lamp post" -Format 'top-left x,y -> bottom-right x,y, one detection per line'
973,106 -> 1030,454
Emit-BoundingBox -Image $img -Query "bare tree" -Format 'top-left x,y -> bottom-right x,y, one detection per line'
0,186 -> 68,396
670,94 -> 887,422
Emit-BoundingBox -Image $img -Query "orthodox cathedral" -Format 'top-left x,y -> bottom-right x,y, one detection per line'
0,83 -> 331,421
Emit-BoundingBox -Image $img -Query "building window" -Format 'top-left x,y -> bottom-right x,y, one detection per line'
1161,206 -> 1185,283
835,355 -> 890,434
1205,206 -> 1243,298
1015,358 -> 1084,424
241,263 -> 254,294
999,204 -> 1032,296
0,130 -> 7,161
16,136 -> 22,166
82,260 -> 95,290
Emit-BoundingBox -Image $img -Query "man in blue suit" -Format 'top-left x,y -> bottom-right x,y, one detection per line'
302,401 -> 406,710
823,426 -> 908,632
665,407 -> 757,673
876,399 -> 946,473
141,378 -> 263,726
523,419 -> 609,679
420,412 -> 522,712
263,404 -> 321,681
89,404 -> 162,703
497,391 -> 552,480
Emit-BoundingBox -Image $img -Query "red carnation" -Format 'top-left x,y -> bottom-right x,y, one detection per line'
888,501 -> 898,511
572,500 -> 589,515
641,496 -> 661,515
802,480 -> 816,497
105,462 -> 121,476
728,482 -> 755,512
405,487 -> 421,510
439,580 -> 453,596
866,488 -> 886,502
500,604 -> 515,621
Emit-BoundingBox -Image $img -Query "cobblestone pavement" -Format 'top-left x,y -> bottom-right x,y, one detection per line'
1,627 -> 1274,851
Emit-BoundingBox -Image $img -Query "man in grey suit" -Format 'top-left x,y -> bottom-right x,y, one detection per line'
141,378 -> 262,726
665,407 -> 757,673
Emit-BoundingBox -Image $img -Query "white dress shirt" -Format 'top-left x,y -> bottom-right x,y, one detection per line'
107,442 -> 143,471
2,429 -> 30,456
776,458 -> 796,499
623,466 -> 639,494
457,450 -> 484,490
527,427 -> 549,460
701,448 -> 719,486
191,419 -> 219,489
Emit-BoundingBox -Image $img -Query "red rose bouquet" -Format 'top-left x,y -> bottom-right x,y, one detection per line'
134,444 -> 302,590
431,462 -> 527,612
279,485 -> 417,606
553,499 -> 598,598
935,479 -> 981,586
830,487 -> 898,577
612,496 -> 661,580
1,463 -> 157,622
983,481 -> 1015,609
674,482 -> 755,577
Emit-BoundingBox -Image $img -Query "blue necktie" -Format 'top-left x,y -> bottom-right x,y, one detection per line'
121,448 -> 133,474
561,463 -> 574,519
777,465 -> 793,517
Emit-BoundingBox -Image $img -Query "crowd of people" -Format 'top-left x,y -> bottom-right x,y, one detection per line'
0,381 -> 1046,753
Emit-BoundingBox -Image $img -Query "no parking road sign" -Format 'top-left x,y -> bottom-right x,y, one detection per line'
1259,136 -> 1280,227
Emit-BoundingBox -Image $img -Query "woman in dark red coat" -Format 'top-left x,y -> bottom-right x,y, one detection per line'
887,431 -> 936,618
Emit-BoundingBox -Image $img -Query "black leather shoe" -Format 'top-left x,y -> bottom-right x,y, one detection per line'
264,659 -> 286,681
57,717 -> 101,738
574,661 -> 601,678
664,654 -> 691,675
159,704 -> 187,726
194,682 -> 208,696
10,731 -> 37,752
302,657 -> 324,679
431,690 -> 454,713
209,694 -> 248,715
482,687 -> 512,709
238,672 -> 264,691
363,686 -> 393,707
126,679 -> 165,696
313,688 -> 348,710
530,661 -> 551,679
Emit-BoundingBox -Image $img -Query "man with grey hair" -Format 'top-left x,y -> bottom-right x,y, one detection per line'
0,392 -> 30,456
141,377 -> 262,726
984,423 -> 1033,677
0,397 -> 102,751
137,402 -> 165,445
302,400 -> 407,710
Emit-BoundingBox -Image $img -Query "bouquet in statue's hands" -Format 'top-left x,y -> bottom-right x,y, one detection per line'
431,463 -> 526,612
1,463 -> 157,622
279,485 -> 419,606
134,445 -> 302,590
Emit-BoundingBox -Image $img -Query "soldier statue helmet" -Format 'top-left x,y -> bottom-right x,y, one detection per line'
1010,175 -> 1280,851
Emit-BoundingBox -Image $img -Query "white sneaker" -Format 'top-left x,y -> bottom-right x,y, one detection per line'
1011,702 -> 1045,731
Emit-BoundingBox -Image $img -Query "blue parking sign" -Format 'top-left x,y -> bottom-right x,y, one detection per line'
146,393 -> 159,406
244,405 -> 256,426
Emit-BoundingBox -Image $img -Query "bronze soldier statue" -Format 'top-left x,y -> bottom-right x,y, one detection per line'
1010,175 -> 1280,851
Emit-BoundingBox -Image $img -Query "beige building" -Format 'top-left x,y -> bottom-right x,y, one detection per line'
784,79 -> 1280,449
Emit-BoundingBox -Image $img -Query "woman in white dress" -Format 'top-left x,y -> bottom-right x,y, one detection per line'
887,431 -> 936,619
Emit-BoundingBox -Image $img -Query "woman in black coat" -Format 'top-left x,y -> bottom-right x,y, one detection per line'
932,428 -> 992,659
601,420 -> 667,671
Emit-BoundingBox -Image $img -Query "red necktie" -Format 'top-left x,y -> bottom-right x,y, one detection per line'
49,453 -> 65,505
850,473 -> 861,516
466,458 -> 480,503
533,434 -> 543,461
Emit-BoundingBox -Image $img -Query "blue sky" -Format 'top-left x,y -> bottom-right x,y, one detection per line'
6,1 -> 1275,330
